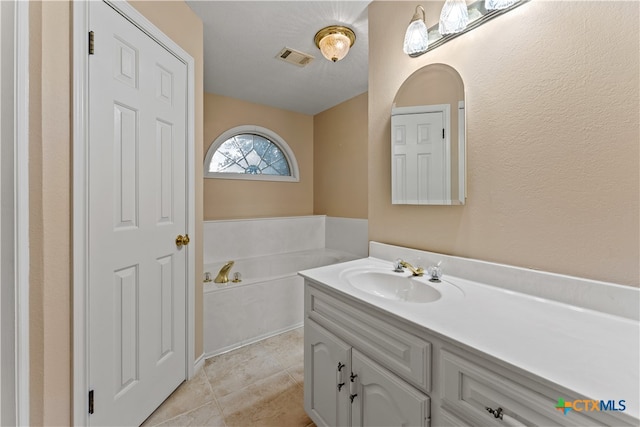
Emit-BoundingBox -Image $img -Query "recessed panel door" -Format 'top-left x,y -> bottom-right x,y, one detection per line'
351,350 -> 430,427
88,2 -> 187,425
392,111 -> 448,204
304,320 -> 351,427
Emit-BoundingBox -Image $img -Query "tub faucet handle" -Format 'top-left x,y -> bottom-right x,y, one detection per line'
393,259 -> 405,272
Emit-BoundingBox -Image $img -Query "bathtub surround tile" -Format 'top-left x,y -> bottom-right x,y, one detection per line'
142,369 -> 216,426
204,256 -> 343,357
204,287 -> 244,353
325,216 -> 369,257
238,283 -> 269,340
203,215 -> 365,358
204,216 -> 326,263
259,279 -> 305,347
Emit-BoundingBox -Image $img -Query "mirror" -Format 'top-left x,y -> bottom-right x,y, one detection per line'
391,63 -> 465,205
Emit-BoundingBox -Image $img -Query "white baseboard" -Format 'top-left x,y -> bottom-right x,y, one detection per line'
193,353 -> 205,377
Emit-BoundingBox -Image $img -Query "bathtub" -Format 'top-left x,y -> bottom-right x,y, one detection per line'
203,248 -> 359,358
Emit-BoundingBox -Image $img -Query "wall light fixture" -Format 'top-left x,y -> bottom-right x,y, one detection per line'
404,0 -> 527,58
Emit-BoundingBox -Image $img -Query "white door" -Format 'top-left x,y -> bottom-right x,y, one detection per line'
351,350 -> 430,427
88,2 -> 188,425
392,111 -> 449,204
304,320 -> 351,427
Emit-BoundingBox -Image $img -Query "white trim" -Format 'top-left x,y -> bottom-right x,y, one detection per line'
72,2 -> 89,423
14,2 -> 29,424
458,101 -> 466,203
204,125 -> 300,182
73,1 -> 196,424
1,1 -> 29,424
204,214 -> 326,225
193,353 -> 205,375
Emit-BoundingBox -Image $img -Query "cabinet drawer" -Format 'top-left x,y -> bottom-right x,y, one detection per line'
441,350 -> 631,427
306,283 -> 431,392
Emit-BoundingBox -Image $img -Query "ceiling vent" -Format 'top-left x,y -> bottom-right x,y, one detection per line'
276,47 -> 314,67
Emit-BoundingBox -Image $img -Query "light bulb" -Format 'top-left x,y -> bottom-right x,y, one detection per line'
485,0 -> 520,11
319,33 -> 351,62
403,18 -> 429,57
439,0 -> 469,35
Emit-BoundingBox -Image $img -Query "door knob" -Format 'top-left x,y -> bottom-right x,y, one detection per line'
175,234 -> 190,247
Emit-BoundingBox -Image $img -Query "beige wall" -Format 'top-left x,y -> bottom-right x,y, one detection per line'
314,92 -> 368,219
28,1 -> 203,425
203,93 -> 314,220
368,1 -> 639,286
29,2 -> 70,424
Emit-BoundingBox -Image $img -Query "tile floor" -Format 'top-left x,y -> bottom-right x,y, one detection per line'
142,327 -> 313,427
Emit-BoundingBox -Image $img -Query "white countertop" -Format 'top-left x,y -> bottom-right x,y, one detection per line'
299,256 -> 640,421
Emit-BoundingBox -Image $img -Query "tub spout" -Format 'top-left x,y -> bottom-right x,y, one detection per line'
214,261 -> 235,283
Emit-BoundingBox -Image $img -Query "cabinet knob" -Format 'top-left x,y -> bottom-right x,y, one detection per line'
337,362 -> 345,391
349,373 -> 358,403
486,406 -> 504,420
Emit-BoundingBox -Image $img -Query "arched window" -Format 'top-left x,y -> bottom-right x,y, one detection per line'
204,125 -> 299,182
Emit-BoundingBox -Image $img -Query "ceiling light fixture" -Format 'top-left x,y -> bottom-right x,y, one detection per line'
314,25 -> 356,63
403,5 -> 429,57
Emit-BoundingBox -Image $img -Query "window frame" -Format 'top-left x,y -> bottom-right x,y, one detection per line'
204,125 -> 300,182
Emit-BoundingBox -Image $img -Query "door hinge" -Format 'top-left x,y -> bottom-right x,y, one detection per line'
89,31 -> 95,55
88,389 -> 94,414
442,128 -> 445,139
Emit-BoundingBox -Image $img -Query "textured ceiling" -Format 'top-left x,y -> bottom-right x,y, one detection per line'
186,1 -> 371,115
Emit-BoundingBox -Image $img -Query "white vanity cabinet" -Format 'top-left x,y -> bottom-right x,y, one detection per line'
304,282 -> 431,427
439,350 -> 625,427
302,275 -> 638,427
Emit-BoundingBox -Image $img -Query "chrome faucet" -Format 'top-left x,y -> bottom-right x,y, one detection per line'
214,260 -> 235,283
398,260 -> 424,277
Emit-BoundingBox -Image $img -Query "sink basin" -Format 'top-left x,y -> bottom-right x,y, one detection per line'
342,270 -> 442,303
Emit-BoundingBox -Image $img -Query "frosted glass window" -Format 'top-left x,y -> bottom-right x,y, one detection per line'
204,125 -> 299,182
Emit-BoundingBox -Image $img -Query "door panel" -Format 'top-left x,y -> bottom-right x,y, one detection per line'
88,2 -> 187,425
351,350 -> 430,427
392,111 -> 448,204
304,320 -> 351,427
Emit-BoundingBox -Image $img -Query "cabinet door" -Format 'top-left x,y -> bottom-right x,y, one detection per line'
351,350 -> 430,427
304,320 -> 351,427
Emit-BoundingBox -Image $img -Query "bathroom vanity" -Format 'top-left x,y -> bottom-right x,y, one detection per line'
299,242 -> 639,427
